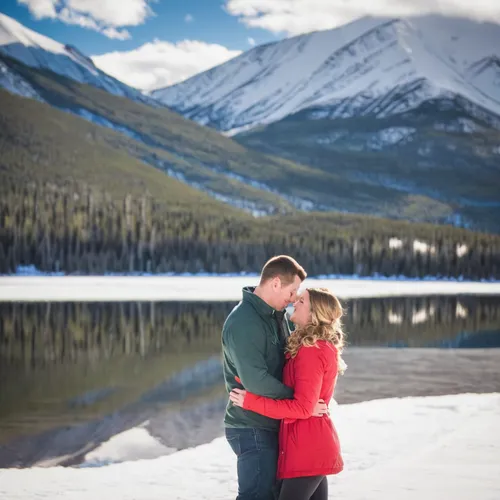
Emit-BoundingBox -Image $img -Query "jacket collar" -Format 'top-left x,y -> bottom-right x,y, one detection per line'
242,286 -> 278,319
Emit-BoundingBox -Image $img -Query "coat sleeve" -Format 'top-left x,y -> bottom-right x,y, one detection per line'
224,321 -> 293,400
242,345 -> 327,420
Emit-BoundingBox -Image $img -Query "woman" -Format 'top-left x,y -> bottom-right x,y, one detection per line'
229,287 -> 345,500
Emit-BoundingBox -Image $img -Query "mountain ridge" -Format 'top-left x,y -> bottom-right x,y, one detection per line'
1,13 -> 499,232
0,12 -> 156,107
152,15 -> 500,133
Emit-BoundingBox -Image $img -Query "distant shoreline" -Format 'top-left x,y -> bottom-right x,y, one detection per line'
1,275 -> 500,302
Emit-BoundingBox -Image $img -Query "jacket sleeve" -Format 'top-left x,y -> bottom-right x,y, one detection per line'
224,321 -> 293,400
242,345 -> 327,419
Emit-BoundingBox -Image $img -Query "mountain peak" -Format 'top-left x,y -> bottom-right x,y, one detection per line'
0,13 -> 154,105
152,15 -> 500,133
0,12 -> 64,55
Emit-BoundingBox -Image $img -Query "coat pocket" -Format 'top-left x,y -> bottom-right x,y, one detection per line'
288,421 -> 300,448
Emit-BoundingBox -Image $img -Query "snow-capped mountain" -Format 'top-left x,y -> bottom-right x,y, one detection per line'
0,13 -> 154,105
1,12 -> 498,231
152,16 -> 500,133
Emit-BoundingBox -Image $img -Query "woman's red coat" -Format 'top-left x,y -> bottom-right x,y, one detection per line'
243,340 -> 344,479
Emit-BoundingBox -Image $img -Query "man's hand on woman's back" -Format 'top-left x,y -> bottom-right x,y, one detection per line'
312,399 -> 329,417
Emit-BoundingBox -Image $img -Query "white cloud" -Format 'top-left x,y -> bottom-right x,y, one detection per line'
225,0 -> 500,35
18,0 -> 57,19
247,37 -> 256,46
17,0 -> 153,39
57,6 -> 131,39
185,13 -> 194,23
92,40 -> 242,91
101,27 -> 131,40
66,0 -> 152,26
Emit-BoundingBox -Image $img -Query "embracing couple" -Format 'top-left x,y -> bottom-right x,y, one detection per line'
222,255 -> 345,500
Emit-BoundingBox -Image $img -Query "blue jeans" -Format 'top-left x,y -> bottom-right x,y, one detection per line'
225,427 -> 279,500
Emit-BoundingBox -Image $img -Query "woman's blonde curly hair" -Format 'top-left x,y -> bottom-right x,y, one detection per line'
286,287 -> 345,366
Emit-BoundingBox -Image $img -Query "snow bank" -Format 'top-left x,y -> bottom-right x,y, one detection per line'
1,275 -> 500,302
1,393 -> 499,500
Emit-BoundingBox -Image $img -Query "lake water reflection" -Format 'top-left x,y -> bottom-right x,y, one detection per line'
0,295 -> 499,468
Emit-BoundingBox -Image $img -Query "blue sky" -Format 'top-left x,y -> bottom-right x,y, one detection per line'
2,0 -> 287,90
2,0 -> 277,56
3,0 -> 499,91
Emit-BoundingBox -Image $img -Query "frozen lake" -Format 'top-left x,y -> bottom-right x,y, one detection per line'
1,278 -> 499,499
1,294 -> 499,469
1,275 -> 500,301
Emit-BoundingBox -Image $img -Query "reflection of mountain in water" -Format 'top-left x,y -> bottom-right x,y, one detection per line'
0,295 -> 499,468
0,356 -> 227,468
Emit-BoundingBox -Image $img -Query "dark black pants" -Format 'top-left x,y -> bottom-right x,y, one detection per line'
226,427 -> 279,500
278,476 -> 328,500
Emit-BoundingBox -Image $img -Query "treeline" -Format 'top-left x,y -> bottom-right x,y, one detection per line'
1,296 -> 499,367
1,180 -> 500,278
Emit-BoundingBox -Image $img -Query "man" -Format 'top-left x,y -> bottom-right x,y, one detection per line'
222,255 -> 328,500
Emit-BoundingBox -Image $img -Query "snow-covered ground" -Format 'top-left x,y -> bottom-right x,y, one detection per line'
1,275 -> 500,301
1,393 -> 499,500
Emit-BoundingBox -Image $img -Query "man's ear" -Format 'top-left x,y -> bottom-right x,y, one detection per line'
272,276 -> 281,290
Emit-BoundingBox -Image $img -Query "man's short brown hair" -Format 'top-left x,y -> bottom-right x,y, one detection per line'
260,255 -> 307,285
